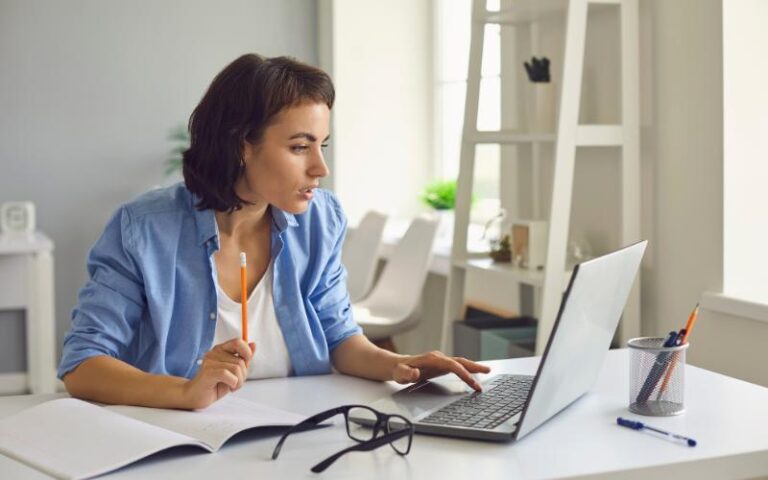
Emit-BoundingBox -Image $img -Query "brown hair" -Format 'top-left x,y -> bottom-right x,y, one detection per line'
183,54 -> 335,211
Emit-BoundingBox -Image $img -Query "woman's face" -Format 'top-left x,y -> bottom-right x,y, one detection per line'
237,101 -> 331,214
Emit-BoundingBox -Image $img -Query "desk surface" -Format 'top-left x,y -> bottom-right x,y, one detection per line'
1,349 -> 767,479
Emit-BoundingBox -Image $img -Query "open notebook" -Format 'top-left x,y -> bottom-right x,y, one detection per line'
0,395 -> 306,480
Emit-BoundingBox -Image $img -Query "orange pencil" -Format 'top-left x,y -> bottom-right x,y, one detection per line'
240,252 -> 248,342
658,304 -> 699,398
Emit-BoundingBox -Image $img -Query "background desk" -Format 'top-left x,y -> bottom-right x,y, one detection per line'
1,349 -> 767,479
0,233 -> 56,395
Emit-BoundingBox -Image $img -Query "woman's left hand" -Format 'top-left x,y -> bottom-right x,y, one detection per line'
392,351 -> 491,392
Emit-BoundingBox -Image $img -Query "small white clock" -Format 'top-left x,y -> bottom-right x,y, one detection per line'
0,201 -> 36,234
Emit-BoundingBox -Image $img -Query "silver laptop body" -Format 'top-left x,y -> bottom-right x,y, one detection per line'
351,241 -> 647,442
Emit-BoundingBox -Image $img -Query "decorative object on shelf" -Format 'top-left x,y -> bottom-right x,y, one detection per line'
524,57 -> 550,83
0,201 -> 36,235
524,56 -> 557,133
489,234 -> 512,263
510,220 -> 548,270
567,236 -> 594,268
165,123 -> 190,176
481,208 -> 508,258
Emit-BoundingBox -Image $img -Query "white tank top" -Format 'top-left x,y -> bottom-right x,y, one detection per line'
212,261 -> 293,379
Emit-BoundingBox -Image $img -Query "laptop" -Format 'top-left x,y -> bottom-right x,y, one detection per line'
351,240 -> 647,442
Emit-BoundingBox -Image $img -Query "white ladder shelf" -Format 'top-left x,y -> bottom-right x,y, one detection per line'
441,0 -> 641,355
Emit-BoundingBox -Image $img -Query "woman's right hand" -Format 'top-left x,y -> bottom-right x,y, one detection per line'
181,338 -> 256,410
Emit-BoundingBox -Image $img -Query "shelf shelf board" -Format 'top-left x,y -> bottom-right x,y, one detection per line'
467,130 -> 556,145
455,258 -> 573,288
575,124 -> 623,146
466,125 -> 623,147
481,0 -> 568,25
480,0 -> 619,25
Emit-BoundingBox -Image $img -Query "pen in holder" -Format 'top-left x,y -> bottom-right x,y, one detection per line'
628,337 -> 688,416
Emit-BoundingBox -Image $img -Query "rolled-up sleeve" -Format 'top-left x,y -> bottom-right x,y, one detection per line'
310,194 -> 362,352
57,206 -> 146,379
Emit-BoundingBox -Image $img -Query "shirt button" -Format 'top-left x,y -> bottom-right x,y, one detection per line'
209,312 -> 216,320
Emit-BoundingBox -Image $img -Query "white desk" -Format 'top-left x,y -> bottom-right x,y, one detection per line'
1,350 -> 767,479
0,233 -> 56,395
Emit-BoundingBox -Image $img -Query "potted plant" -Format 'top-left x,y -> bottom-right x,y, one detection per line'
165,124 -> 190,177
420,179 -> 457,211
420,179 -> 458,238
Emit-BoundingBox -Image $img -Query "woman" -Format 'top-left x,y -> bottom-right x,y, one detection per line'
59,54 -> 490,410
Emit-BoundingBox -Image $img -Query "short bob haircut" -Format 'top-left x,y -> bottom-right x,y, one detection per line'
183,54 -> 335,212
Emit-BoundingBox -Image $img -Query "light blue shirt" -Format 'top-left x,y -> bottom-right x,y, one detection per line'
58,183 -> 361,380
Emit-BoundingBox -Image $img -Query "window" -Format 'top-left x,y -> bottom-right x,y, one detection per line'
434,0 -> 501,222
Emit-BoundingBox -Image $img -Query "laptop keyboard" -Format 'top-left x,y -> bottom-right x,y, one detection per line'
419,374 -> 533,430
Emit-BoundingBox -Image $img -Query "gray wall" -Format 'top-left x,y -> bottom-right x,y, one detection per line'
0,0 -> 318,370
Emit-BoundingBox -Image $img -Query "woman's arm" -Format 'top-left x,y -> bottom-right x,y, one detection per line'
331,334 -> 489,391
63,356 -> 188,408
63,338 -> 256,410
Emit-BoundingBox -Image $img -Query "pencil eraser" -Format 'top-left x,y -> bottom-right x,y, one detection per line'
240,252 -> 246,266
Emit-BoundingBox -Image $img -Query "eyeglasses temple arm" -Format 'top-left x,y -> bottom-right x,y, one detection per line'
271,407 -> 344,460
309,428 -> 413,473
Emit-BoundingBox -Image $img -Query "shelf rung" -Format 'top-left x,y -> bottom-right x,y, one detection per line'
480,0 -> 567,25
479,0 -> 618,25
466,131 -> 556,145
575,125 -> 623,146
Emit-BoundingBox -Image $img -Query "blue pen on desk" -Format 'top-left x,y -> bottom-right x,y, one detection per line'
617,417 -> 697,447
635,331 -> 679,403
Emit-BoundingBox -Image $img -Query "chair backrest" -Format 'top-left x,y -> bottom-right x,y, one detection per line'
358,216 -> 438,316
342,210 -> 388,302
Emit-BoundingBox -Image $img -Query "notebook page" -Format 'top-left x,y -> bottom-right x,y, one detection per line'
106,395 -> 306,451
0,398 -> 203,480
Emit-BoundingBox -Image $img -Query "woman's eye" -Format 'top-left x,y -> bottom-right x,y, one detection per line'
291,145 -> 308,153
321,143 -> 329,149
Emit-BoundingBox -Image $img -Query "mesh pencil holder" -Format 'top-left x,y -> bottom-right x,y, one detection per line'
628,337 -> 688,416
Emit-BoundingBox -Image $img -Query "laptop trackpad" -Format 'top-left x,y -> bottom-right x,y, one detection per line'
367,378 -> 474,421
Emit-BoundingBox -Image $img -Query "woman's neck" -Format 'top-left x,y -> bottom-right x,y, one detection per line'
215,202 -> 271,240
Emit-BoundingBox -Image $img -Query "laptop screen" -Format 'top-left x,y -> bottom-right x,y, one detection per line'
515,241 -> 647,440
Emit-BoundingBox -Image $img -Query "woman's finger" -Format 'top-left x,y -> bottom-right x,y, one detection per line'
454,357 -> 491,374
205,350 -> 247,373
216,338 -> 254,363
214,367 -> 239,391
407,353 -> 482,391
203,359 -> 244,390
393,363 -> 421,384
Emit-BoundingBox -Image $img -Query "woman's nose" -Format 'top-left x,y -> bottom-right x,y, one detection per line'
309,149 -> 330,178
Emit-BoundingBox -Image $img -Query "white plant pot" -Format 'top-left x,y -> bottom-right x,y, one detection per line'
432,209 -> 454,239
527,82 -> 558,133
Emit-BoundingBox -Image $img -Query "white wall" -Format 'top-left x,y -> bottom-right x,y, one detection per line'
0,0 -> 318,369
722,0 -> 768,303
330,0 -> 433,226
642,0 -> 767,387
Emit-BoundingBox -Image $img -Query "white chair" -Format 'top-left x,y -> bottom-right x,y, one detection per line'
352,216 -> 439,349
342,211 -> 388,303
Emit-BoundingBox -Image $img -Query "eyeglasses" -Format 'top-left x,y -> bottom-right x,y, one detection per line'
271,404 -> 414,473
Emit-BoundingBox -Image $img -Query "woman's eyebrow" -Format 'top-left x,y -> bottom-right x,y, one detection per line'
288,132 -> 331,142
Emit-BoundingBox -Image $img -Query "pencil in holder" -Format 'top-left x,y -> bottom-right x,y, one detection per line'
628,337 -> 688,416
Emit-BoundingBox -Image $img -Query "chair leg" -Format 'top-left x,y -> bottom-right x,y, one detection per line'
373,337 -> 398,353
